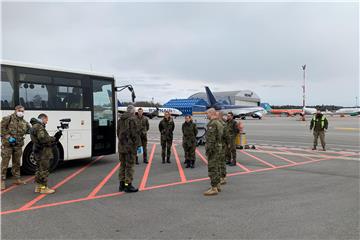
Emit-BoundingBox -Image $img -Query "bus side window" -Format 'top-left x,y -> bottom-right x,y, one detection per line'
1,66 -> 15,109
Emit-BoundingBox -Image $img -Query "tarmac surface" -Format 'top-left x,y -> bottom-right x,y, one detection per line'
1,116 -> 359,239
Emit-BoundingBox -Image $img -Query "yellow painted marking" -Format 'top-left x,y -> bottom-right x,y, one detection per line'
335,127 -> 360,131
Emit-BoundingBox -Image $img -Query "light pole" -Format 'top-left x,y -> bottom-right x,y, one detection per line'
301,64 -> 306,121
302,64 -> 306,108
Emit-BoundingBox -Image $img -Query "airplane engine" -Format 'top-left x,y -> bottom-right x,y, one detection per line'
252,112 -> 263,119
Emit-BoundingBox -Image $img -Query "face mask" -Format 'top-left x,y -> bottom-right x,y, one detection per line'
16,112 -> 24,118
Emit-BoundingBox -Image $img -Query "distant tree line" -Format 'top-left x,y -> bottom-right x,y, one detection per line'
120,101 -> 163,107
271,105 -> 343,111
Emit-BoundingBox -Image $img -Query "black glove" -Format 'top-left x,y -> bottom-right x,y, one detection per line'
54,131 -> 63,141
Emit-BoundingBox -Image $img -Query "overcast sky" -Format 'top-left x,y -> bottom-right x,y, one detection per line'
2,1 -> 359,106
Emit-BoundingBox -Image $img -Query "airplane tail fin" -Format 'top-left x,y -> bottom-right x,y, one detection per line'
205,86 -> 219,106
260,103 -> 272,111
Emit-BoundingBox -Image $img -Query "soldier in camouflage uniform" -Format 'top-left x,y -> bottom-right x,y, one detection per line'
117,105 -> 139,193
182,115 -> 198,168
217,111 -> 228,185
1,105 -> 31,190
135,108 -> 149,165
204,108 -> 223,196
159,111 -> 175,164
225,112 -> 239,166
30,113 -> 62,194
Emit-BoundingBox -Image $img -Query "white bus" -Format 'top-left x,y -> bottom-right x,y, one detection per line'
1,61 -> 117,174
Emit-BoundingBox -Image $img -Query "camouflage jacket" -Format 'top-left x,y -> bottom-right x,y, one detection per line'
205,119 -> 223,155
225,119 -> 239,138
136,115 -> 149,136
1,113 -> 31,147
182,121 -> 198,146
219,119 -> 228,146
159,118 -> 175,140
117,112 -> 139,154
30,118 -> 56,158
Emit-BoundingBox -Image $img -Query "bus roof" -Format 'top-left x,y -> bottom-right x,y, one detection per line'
1,59 -> 115,79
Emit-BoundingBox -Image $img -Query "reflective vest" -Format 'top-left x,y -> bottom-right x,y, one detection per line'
312,115 -> 325,129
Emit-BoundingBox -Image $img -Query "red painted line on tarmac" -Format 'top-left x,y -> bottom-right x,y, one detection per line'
278,147 -> 316,161
19,156 -> 103,210
195,148 -> 208,164
173,145 -> 187,183
256,146 -> 297,164
139,144 -> 156,191
0,176 -> 35,196
2,152 -> 357,216
87,163 -> 120,198
240,150 -> 276,168
197,148 -> 250,172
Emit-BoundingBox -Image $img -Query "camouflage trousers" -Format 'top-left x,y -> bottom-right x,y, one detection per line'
225,136 -> 237,161
161,137 -> 173,160
183,143 -> 196,161
219,145 -> 226,178
1,145 -> 22,180
34,153 -> 50,185
313,130 -> 326,148
137,135 -> 148,161
207,152 -> 221,187
119,152 -> 136,184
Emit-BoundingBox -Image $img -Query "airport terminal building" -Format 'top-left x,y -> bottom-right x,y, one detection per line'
189,90 -> 261,106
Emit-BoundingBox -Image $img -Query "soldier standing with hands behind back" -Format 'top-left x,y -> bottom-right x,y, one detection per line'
182,115 -> 198,168
225,112 -> 239,166
117,105 -> 139,193
159,111 -> 175,164
204,108 -> 223,196
135,108 -> 149,164
1,105 -> 31,190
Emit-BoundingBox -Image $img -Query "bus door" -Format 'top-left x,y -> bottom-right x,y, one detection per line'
92,79 -> 116,156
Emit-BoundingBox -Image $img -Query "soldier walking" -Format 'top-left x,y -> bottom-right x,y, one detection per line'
1,105 -> 31,190
135,108 -> 149,164
310,109 -> 328,151
225,112 -> 239,166
159,111 -> 175,164
117,105 -> 139,193
30,113 -> 62,194
182,115 -> 198,168
204,108 -> 223,196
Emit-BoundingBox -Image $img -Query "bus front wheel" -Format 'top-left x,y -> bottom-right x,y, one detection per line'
22,143 -> 60,175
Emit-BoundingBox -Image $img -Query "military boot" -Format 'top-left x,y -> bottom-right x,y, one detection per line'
185,160 -> 190,168
34,184 -> 42,193
124,183 -> 138,193
220,177 -> 227,185
190,160 -> 195,168
229,160 -> 236,166
143,158 -> 148,164
226,160 -> 231,165
322,147 -> 326,151
312,146 -> 316,150
162,157 -> 166,164
39,185 -> 55,194
216,183 -> 222,192
166,157 -> 171,163
119,181 -> 125,192
1,180 -> 5,190
14,178 -> 26,185
135,157 -> 139,165
203,187 -> 218,196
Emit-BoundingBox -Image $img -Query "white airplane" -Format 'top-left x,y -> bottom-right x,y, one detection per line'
118,106 -> 182,118
334,107 -> 360,116
302,107 -> 335,116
